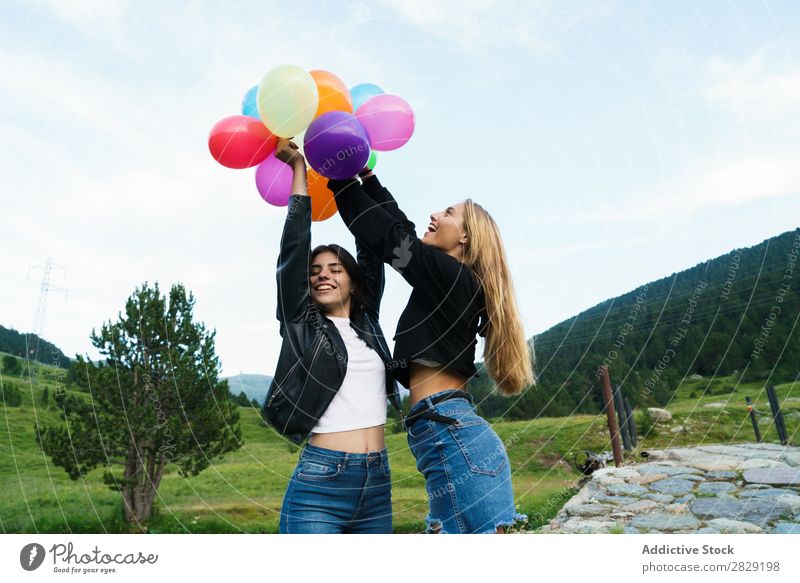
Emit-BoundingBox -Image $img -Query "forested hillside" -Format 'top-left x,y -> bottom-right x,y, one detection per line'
469,228 -> 800,420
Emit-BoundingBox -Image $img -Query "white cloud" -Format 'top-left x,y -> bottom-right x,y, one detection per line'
704,46 -> 800,116
521,150 -> 800,228
375,0 -> 551,51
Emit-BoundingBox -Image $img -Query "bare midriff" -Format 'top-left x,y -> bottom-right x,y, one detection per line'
409,362 -> 469,407
309,424 -> 385,453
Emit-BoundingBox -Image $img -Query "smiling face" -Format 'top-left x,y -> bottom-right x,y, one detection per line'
421,202 -> 468,258
310,250 -> 353,317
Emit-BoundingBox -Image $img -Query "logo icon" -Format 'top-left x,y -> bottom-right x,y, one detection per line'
20,543 -> 46,571
392,235 -> 413,271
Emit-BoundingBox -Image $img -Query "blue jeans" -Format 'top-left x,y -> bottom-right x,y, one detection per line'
279,443 -> 392,533
405,390 -> 527,533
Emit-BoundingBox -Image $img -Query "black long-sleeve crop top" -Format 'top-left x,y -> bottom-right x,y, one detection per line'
326,174 -> 487,389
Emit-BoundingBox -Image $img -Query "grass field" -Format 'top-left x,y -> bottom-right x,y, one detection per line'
1,354 -> 798,533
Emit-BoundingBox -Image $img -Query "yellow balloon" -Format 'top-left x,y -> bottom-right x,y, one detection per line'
257,65 -> 319,138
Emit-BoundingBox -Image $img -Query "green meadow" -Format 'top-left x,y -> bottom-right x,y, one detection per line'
1,354 -> 798,533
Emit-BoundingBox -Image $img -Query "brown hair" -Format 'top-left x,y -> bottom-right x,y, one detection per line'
310,244 -> 365,317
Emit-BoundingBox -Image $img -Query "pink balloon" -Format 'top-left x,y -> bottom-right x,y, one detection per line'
355,94 -> 415,151
255,153 -> 293,206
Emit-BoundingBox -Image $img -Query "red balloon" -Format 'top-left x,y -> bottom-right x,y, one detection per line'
208,115 -> 276,169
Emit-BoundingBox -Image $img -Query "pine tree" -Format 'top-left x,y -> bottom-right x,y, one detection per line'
36,281 -> 242,528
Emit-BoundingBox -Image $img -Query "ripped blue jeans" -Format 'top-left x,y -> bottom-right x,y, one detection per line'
405,390 -> 527,533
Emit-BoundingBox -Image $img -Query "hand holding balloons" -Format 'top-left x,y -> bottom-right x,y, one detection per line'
209,64 -> 414,218
274,137 -> 305,168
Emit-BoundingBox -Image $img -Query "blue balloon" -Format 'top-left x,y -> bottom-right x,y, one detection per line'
350,83 -> 385,112
241,85 -> 260,119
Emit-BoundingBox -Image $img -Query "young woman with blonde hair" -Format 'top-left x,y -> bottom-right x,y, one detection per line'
328,167 -> 534,534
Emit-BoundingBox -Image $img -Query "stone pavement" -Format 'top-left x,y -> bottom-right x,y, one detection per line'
535,443 -> 800,534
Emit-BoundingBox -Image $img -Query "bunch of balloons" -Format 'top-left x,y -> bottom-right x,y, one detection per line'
208,64 -> 415,221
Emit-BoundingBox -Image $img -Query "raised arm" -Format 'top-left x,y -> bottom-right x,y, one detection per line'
357,169 -> 416,237
274,139 -> 311,326
327,176 -> 466,296
356,237 -> 385,320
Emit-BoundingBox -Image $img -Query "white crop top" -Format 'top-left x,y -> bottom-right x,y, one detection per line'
311,316 -> 388,433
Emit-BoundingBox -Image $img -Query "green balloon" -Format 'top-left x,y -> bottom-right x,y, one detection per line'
367,150 -> 378,170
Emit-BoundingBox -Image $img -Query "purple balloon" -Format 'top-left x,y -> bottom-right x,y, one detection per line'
304,111 -> 371,179
255,152 -> 293,206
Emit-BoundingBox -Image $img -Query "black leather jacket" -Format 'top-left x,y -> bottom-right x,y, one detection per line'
261,194 -> 403,444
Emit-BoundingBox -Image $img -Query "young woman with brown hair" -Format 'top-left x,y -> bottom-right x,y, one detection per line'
262,139 -> 403,533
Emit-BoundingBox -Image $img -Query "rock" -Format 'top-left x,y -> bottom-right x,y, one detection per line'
635,464 -> 702,476
670,426 -> 684,433
738,487 -> 800,499
681,454 -> 743,472
675,474 -> 705,482
631,512 -> 699,531
550,443 -> 800,535
565,503 -> 615,517
691,497 -> 788,526
706,470 -> 738,480
697,444 -> 783,459
592,467 -> 641,481
738,458 -> 779,470
743,467 -> 800,486
650,478 -> 696,496
561,487 -> 593,509
742,484 -> 771,490
594,475 -> 625,487
697,481 -> 736,494
689,373 -> 703,380
621,499 -> 659,513
782,452 -> 800,467
772,522 -> 800,534
607,483 -> 648,497
647,408 -> 672,422
743,460 -> 793,472
706,518 -> 763,534
642,493 -> 674,503
589,493 -> 638,506
639,473 -> 669,485
774,494 -> 800,513
753,444 -> 794,451
561,518 -> 622,533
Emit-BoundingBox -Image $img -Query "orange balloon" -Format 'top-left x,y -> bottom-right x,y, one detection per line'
310,70 -> 353,118
308,168 -> 338,221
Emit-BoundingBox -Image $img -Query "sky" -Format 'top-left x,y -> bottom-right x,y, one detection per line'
1,0 -> 799,378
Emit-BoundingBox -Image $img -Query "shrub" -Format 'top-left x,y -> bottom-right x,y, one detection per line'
635,409 -> 657,438
1,380 -> 23,407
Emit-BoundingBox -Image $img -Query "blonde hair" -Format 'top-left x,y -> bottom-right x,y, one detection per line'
462,199 -> 534,395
